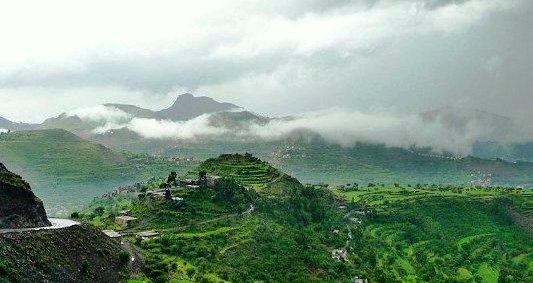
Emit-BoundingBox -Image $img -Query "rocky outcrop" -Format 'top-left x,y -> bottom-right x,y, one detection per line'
0,225 -> 132,283
0,163 -> 51,229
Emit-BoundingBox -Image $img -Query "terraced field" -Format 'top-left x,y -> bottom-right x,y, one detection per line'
336,186 -> 533,282
192,153 -> 296,193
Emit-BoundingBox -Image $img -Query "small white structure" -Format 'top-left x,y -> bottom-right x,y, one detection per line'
115,216 -> 137,226
137,230 -> 159,240
332,248 -> 348,262
172,197 -> 184,204
102,230 -> 122,238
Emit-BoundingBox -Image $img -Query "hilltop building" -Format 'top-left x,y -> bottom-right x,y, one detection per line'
179,175 -> 221,188
115,216 -> 137,226
137,230 -> 159,240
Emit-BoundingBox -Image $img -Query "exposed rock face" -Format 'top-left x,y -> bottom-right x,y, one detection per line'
0,163 -> 51,229
0,225 -> 133,282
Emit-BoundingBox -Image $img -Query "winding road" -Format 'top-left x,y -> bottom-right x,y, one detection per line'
0,218 -> 79,234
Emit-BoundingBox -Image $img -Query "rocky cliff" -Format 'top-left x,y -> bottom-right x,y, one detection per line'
0,225 -> 132,282
0,163 -> 51,229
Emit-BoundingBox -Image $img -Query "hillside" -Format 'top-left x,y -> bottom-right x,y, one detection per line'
334,185 -> 533,282
0,163 -> 50,229
0,225 -> 132,282
157,140 -> 533,187
473,141 -> 533,162
0,129 -> 193,215
81,154 -> 353,282
79,154 -> 533,282
192,153 -> 302,194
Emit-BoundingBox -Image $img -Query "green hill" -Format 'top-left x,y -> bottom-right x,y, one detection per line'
81,154 -> 352,282
192,153 -> 301,194
334,185 -> 533,282
80,154 -> 533,282
0,129 -> 193,215
157,140 -> 533,187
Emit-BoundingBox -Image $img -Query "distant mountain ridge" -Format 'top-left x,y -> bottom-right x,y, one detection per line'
37,93 -> 243,136
420,106 -> 517,141
0,116 -> 38,131
157,93 -> 239,120
2,96 -> 533,163
104,93 -> 240,121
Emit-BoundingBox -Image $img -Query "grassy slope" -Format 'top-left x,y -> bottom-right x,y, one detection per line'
0,129 -> 193,215
82,154 -> 352,282
155,140 -> 533,187
82,154 -> 533,282
193,153 -> 302,194
335,185 -> 533,282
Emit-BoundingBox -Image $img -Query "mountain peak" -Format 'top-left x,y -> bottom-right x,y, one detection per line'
157,93 -> 240,121
175,92 -> 194,100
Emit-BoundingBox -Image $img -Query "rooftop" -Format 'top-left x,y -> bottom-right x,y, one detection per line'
102,230 -> 121,238
136,230 -> 159,237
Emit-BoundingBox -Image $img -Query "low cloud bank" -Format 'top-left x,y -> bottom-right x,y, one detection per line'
69,106 -> 533,156
250,109 -> 530,155
126,116 -> 227,139
68,105 -> 132,123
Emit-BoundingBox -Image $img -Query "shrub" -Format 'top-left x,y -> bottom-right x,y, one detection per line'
80,260 -> 89,274
118,251 -> 130,267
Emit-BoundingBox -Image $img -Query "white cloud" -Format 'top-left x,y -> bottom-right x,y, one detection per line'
0,0 -> 518,88
0,0 -> 530,125
68,105 -> 132,123
247,109 -> 485,154
86,107 -> 532,155
126,116 -> 228,140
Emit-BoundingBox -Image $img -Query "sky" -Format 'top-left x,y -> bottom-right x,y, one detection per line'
0,0 -> 531,124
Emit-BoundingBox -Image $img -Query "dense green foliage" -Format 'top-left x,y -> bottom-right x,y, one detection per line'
82,154 -> 533,282
84,154 -> 354,282
336,185 -> 533,282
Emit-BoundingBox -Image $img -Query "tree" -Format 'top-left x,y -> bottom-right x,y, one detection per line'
94,206 -> 105,216
167,171 -> 177,185
198,170 -> 208,187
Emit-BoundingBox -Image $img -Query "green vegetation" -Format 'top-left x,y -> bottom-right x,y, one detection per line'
81,154 -> 533,282
0,129 -> 187,183
158,140 -> 533,187
192,153 -> 302,194
335,185 -> 533,282
0,129 -> 193,215
83,154 -> 354,282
